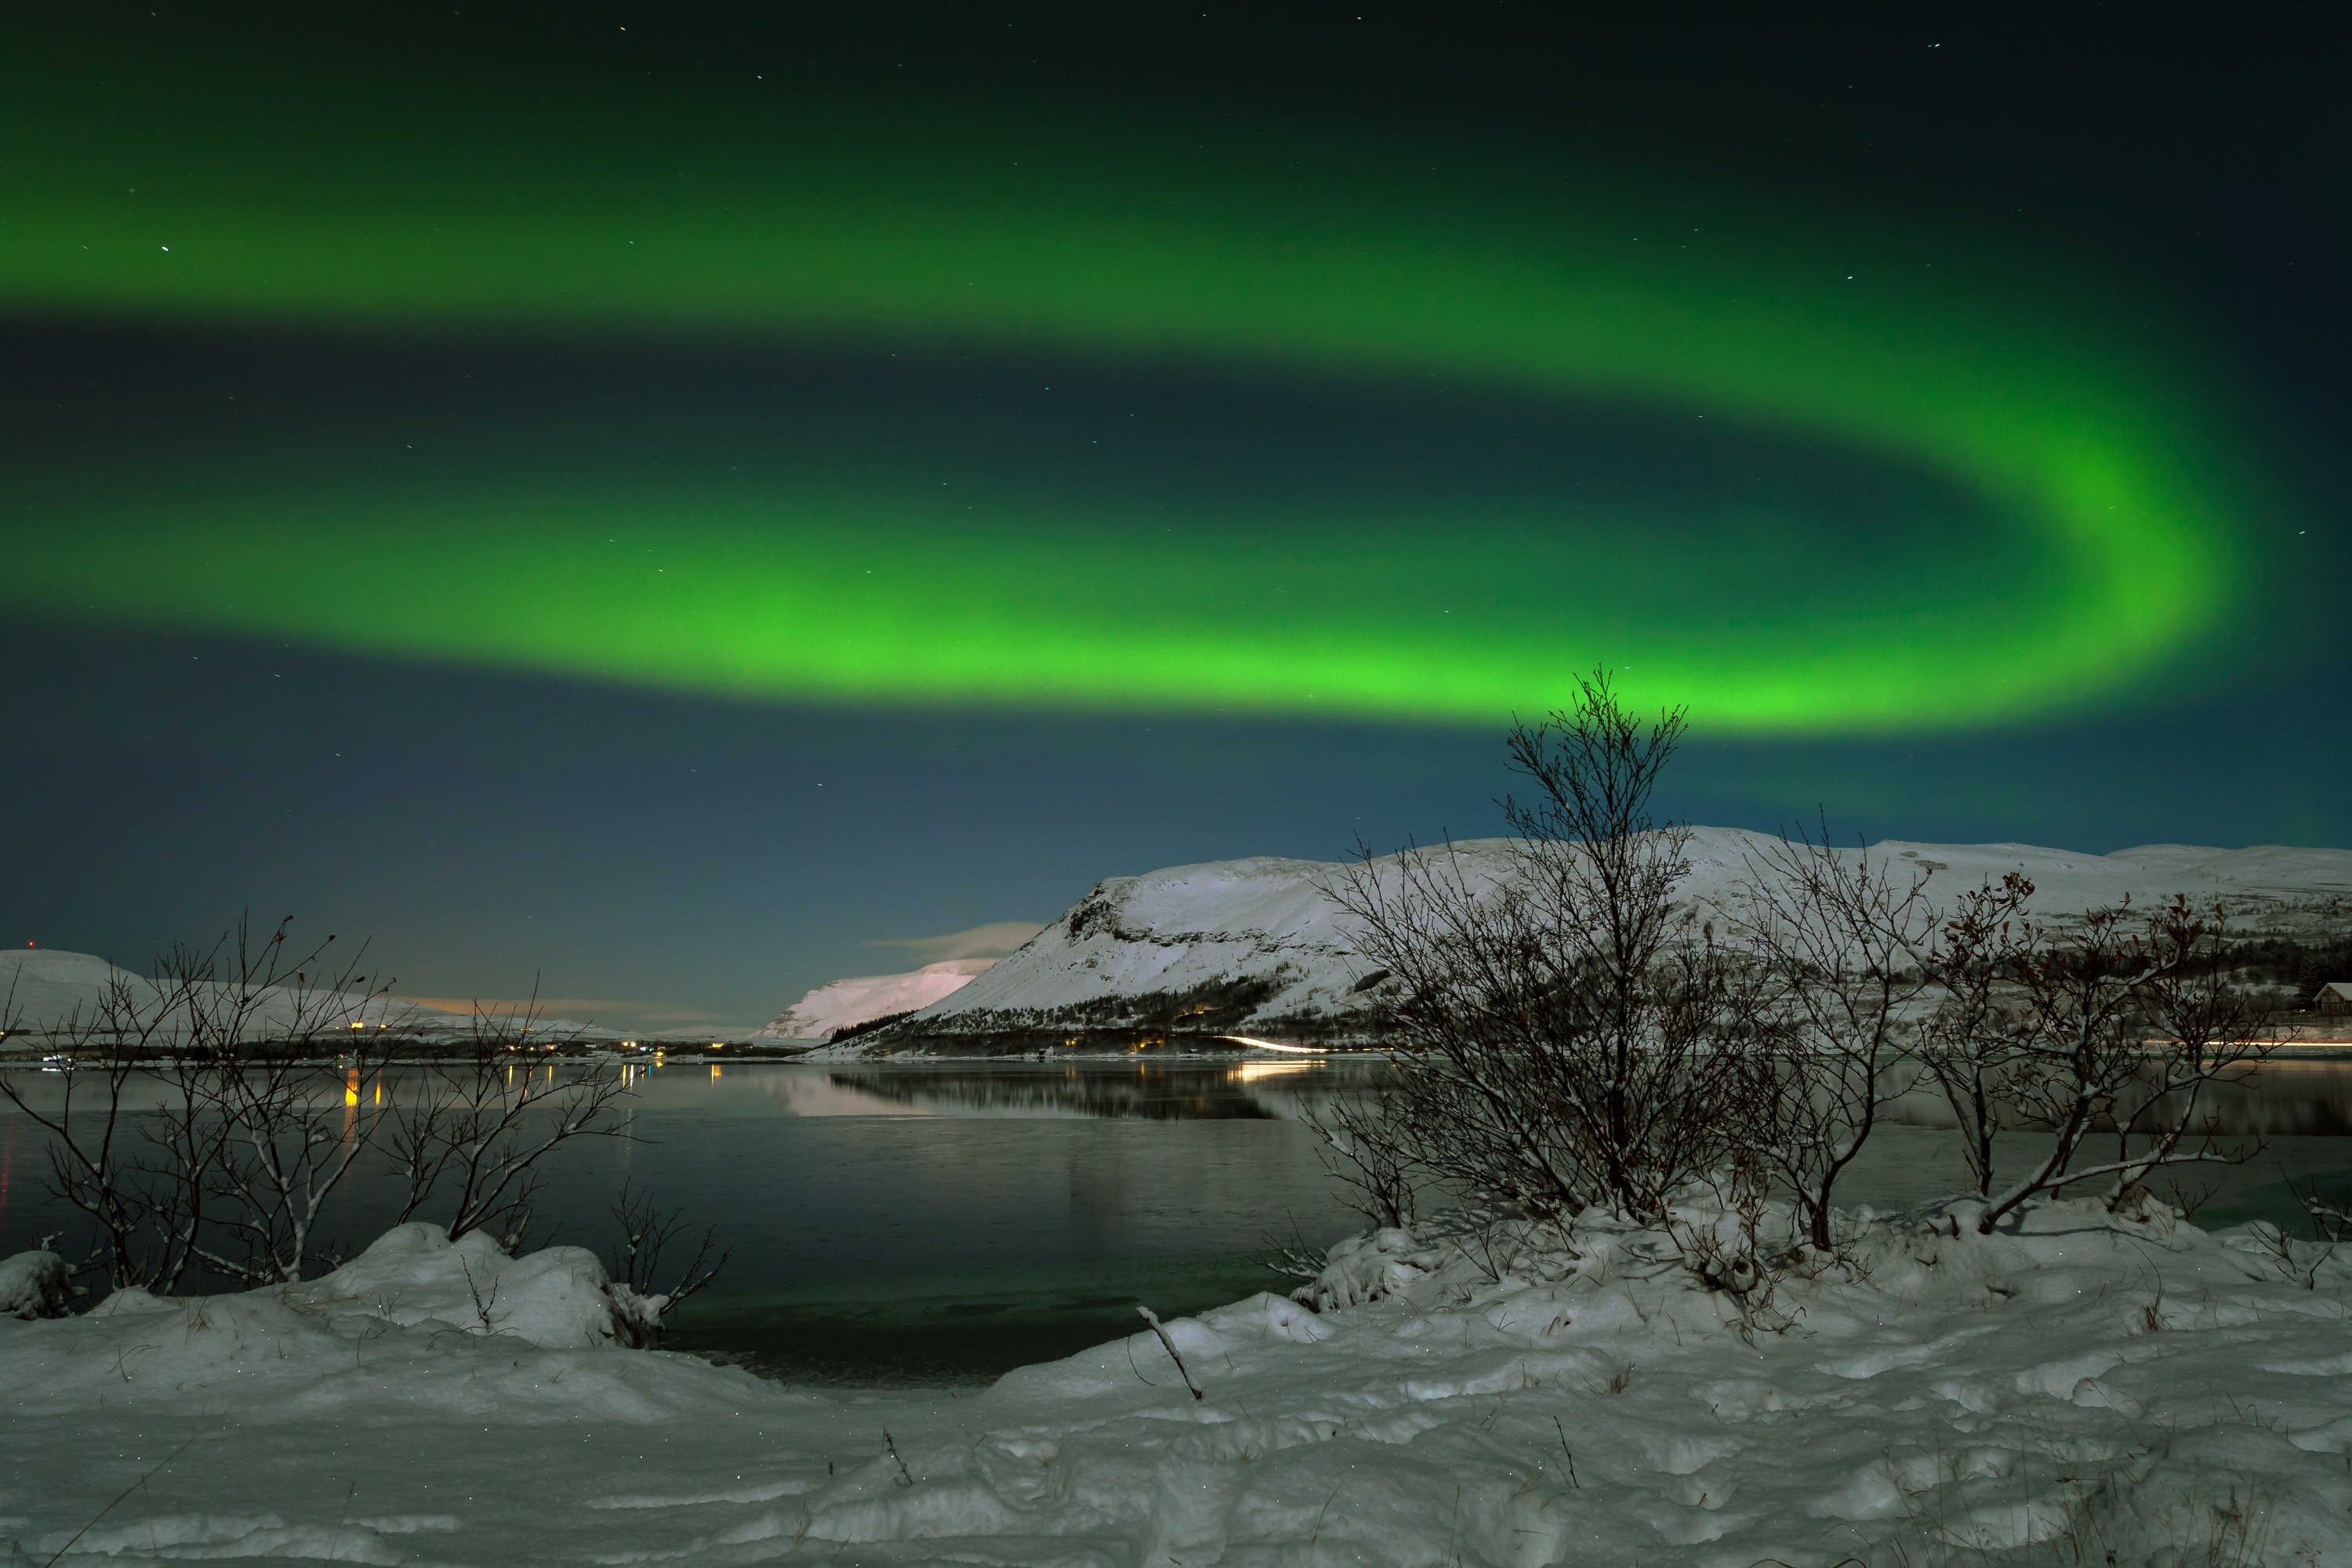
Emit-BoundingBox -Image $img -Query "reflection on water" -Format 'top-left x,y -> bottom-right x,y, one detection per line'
2152,1059 -> 2352,1138
730,1054 -> 2352,1138
808,1058 -> 1370,1120
0,1058 -> 1372,1294
1879,1055 -> 2352,1138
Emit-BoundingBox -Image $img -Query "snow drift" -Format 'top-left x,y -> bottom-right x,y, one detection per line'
39,1224 -> 655,1351
866,829 -> 2352,1050
276,1223 -> 659,1348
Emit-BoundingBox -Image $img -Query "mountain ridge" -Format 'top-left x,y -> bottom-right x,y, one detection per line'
842,829 -> 2352,1054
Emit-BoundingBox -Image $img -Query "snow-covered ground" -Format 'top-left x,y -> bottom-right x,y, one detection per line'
755,959 -> 1000,1042
5,1200 -> 2349,1566
880,831 -> 2352,1047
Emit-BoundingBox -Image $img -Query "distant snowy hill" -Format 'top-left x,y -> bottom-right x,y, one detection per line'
754,957 -> 1000,1041
861,829 -> 2352,1051
0,948 -> 601,1049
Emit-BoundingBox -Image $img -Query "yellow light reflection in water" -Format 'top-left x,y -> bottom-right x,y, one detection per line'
1230,1061 -> 1321,1083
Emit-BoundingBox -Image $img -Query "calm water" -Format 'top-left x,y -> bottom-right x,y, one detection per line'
4,1056 -> 2350,1385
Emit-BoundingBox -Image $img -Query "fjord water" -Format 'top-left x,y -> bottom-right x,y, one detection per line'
2,1058 -> 2349,1385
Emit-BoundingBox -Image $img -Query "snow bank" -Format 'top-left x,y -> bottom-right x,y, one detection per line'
274,1223 -> 652,1348
880,829 -> 2352,1047
3,1202 -> 2349,1566
753,957 -> 999,1041
54,1226 -> 649,1347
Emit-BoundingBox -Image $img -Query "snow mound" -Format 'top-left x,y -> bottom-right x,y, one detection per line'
0,1250 -> 72,1319
2,1203 -> 2350,1565
881,829 -> 2352,1047
753,957 -> 999,1040
278,1223 -> 644,1349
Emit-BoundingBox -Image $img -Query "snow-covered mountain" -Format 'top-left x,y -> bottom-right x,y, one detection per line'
862,829 -> 2352,1051
753,957 -> 998,1041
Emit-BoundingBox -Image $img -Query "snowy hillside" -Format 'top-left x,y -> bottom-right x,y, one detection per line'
752,957 -> 997,1040
0,948 -> 601,1049
869,829 -> 2352,1051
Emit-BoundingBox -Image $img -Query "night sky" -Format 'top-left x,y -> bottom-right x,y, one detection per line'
4,3 -> 2345,1033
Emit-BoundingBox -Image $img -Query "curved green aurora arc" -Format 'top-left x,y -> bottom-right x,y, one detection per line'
0,96 -> 2255,731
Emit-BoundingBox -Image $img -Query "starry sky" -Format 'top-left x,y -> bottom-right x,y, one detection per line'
3,3 -> 2346,1032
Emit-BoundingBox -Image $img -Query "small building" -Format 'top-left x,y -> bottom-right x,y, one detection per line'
2318,982 -> 2352,1017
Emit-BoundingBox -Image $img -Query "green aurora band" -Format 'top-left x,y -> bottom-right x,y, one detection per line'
0,100 -> 2256,731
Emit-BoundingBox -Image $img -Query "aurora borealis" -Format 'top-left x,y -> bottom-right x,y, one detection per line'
0,16 -> 2259,730
3,3 -> 2344,1020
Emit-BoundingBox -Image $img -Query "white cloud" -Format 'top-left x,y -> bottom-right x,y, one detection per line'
864,920 -> 1048,962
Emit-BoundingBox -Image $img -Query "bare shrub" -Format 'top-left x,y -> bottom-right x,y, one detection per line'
1909,883 -> 2278,1236
2,931 -> 670,1301
1971,898 -> 2270,1231
383,999 -> 634,1251
1667,1151 -> 1784,1329
1301,1077 -> 1418,1229
2249,1172 -> 2349,1290
1308,682 -> 2278,1269
0,962 -> 222,1292
2088,897 -> 2273,1211
2288,1173 -> 2352,1243
178,924 -> 407,1286
1984,901 -> 2188,1225
0,919 -> 395,1290
604,1178 -> 728,1342
1328,670 -> 1759,1229
1734,825 -> 1937,1251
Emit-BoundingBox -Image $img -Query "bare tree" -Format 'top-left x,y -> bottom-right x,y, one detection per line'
1735,826 -> 1938,1250
383,999 -> 634,1250
1915,874 -> 2038,1204
1330,670 -> 1758,1229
